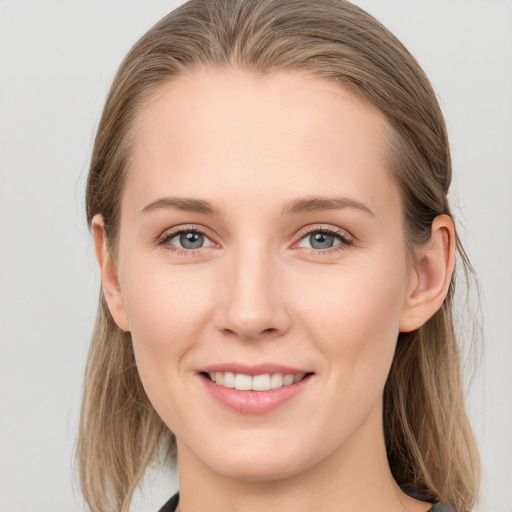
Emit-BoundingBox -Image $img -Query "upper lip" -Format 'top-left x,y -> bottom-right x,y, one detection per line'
199,363 -> 312,376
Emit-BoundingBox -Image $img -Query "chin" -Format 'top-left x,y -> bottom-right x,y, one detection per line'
191,432 -> 325,483
209,455 -> 306,482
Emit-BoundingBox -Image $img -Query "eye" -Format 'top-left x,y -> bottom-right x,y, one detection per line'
296,227 -> 353,252
160,227 -> 215,252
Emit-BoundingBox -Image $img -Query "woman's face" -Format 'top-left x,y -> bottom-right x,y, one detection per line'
108,69 -> 418,480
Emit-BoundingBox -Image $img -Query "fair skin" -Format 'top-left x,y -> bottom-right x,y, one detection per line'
93,69 -> 454,512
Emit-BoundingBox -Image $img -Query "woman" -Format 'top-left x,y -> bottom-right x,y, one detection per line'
78,1 -> 480,511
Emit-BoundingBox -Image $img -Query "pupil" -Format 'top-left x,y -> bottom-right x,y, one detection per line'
310,232 -> 334,249
180,231 -> 204,249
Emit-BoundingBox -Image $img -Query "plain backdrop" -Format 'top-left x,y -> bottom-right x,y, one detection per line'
0,1 -> 511,511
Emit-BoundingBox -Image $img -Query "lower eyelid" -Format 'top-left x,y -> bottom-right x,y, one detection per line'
164,246 -> 200,256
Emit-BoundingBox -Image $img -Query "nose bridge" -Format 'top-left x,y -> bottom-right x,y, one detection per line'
217,241 -> 289,340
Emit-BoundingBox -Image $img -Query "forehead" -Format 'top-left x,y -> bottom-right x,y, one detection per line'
124,68 -> 398,217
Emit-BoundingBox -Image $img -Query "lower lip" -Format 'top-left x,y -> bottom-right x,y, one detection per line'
201,374 -> 313,414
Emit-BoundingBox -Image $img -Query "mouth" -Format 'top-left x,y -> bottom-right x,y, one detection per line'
198,364 -> 314,413
203,371 -> 309,391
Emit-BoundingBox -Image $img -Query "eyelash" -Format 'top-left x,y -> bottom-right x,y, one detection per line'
158,224 -> 354,256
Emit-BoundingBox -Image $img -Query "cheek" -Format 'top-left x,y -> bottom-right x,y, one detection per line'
118,261 -> 216,381
298,253 -> 408,385
118,261 -> 225,435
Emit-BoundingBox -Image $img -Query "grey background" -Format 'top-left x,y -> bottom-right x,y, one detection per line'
0,1 -> 510,511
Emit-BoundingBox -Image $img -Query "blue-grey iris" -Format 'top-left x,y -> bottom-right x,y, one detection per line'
310,232 -> 335,249
180,231 -> 204,249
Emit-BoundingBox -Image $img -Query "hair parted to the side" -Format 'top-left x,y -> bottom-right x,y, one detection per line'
79,1 -> 480,511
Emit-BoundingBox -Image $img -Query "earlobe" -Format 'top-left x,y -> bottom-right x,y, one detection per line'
399,214 -> 455,332
91,214 -> 130,332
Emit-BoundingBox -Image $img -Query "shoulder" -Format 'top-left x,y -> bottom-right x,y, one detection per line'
158,492 -> 179,512
158,492 -> 457,512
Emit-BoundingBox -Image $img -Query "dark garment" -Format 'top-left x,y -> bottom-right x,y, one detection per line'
158,492 -> 453,511
159,492 -> 179,512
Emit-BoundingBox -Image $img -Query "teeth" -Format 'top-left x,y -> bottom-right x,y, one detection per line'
234,373 -> 252,390
208,372 -> 306,391
270,373 -> 284,389
252,374 -> 271,391
223,371 -> 235,388
283,374 -> 294,386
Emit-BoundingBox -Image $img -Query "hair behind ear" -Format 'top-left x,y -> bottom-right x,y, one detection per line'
385,216 -> 479,509
76,303 -> 175,512
384,303 -> 480,508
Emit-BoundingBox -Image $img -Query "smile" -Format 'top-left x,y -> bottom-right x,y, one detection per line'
199,364 -> 314,413
208,372 -> 306,391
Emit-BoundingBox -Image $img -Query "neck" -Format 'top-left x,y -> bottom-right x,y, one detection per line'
176,403 -> 431,512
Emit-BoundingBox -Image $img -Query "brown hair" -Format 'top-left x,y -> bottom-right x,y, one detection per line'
79,1 -> 480,510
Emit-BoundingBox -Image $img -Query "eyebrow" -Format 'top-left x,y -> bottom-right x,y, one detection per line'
141,197 -> 219,215
281,196 -> 374,217
140,195 -> 374,217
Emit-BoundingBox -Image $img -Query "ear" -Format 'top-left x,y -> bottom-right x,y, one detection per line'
91,214 -> 130,332
399,214 -> 456,332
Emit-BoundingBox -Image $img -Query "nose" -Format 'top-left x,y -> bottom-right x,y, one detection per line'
215,247 -> 291,341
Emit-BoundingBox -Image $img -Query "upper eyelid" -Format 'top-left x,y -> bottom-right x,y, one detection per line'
295,224 -> 353,241
159,224 -> 216,242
